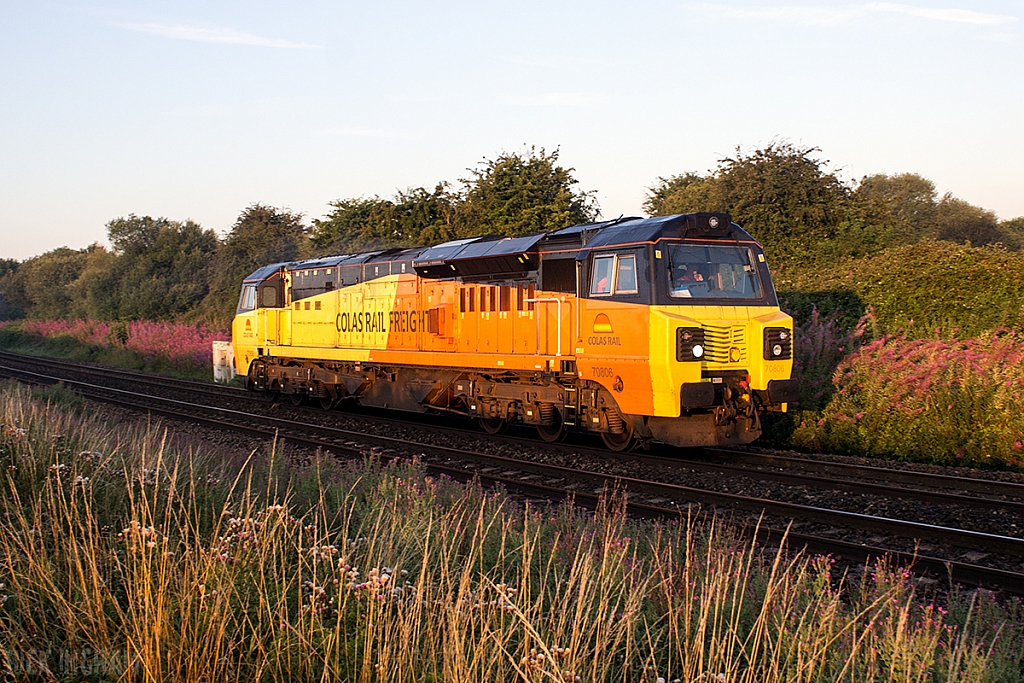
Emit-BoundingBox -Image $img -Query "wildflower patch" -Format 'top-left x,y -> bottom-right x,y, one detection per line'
792,330 -> 1024,466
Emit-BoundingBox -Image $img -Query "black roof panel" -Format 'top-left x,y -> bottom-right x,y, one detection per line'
243,262 -> 291,282
413,238 -> 481,265
575,220 -> 667,259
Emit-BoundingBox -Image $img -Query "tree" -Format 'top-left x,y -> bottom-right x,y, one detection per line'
853,173 -> 937,239
311,148 -> 599,255
103,217 -> 219,320
1000,217 -> 1024,251
646,142 -> 852,262
933,194 -> 1003,247
716,143 -> 851,248
399,185 -> 460,246
642,172 -> 715,217
107,214 -> 168,256
67,246 -> 119,320
0,259 -> 21,320
311,197 -> 384,254
456,147 -> 598,237
6,247 -> 91,319
310,184 -> 459,255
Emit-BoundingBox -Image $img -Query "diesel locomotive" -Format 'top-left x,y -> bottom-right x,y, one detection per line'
232,212 -> 797,450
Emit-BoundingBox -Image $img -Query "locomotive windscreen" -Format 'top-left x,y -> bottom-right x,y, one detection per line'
667,245 -> 763,300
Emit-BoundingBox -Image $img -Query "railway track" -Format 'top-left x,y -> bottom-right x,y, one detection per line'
5,351 -> 1023,501
4,352 -> 1022,494
6,350 -> 1023,528
2,350 -> 1023,594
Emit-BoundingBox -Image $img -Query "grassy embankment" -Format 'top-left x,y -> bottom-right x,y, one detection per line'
2,380 -> 1023,682
0,319 -> 227,382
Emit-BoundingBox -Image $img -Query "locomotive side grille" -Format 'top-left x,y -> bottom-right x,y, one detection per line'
703,324 -> 747,364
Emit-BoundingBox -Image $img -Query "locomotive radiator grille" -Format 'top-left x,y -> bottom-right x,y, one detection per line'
702,325 -> 746,364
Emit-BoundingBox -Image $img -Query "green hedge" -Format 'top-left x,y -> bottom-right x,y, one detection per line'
777,239 -> 1024,337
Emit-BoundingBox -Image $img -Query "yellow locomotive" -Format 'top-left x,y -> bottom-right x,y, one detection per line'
232,212 -> 796,450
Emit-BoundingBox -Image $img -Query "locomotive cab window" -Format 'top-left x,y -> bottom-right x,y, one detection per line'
615,255 -> 638,294
590,255 -> 615,296
668,244 -> 763,300
237,285 -> 257,313
590,253 -> 639,297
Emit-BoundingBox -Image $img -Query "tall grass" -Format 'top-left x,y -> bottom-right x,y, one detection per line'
0,381 -> 1022,681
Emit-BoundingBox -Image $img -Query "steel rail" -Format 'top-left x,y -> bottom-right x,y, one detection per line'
637,455 -> 1024,513
0,349 -> 245,398
702,446 -> 1024,499
4,362 -> 1024,555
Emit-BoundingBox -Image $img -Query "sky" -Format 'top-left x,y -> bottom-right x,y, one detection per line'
1,0 -> 1022,260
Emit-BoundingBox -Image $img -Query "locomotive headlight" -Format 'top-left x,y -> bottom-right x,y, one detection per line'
676,327 -> 706,361
763,327 -> 793,360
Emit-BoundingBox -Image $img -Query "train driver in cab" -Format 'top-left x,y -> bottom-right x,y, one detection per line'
673,265 -> 704,285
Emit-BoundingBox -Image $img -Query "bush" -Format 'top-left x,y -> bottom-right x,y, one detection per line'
791,331 -> 1024,467
16,319 -> 228,368
779,239 -> 1024,338
760,306 -> 870,447
789,307 -> 870,412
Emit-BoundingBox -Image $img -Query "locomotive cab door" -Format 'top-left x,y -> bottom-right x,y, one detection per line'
257,274 -> 285,346
577,248 -> 654,415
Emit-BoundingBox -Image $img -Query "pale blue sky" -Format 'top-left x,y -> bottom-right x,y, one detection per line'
1,1 -> 1022,260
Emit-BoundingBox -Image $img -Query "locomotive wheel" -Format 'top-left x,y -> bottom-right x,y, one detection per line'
601,423 -> 635,452
318,395 -> 335,410
246,362 -> 262,391
289,393 -> 305,407
478,417 -> 508,435
536,415 -> 567,443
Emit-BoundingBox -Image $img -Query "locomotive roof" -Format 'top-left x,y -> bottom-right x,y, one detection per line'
415,234 -> 543,265
241,212 -> 755,282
